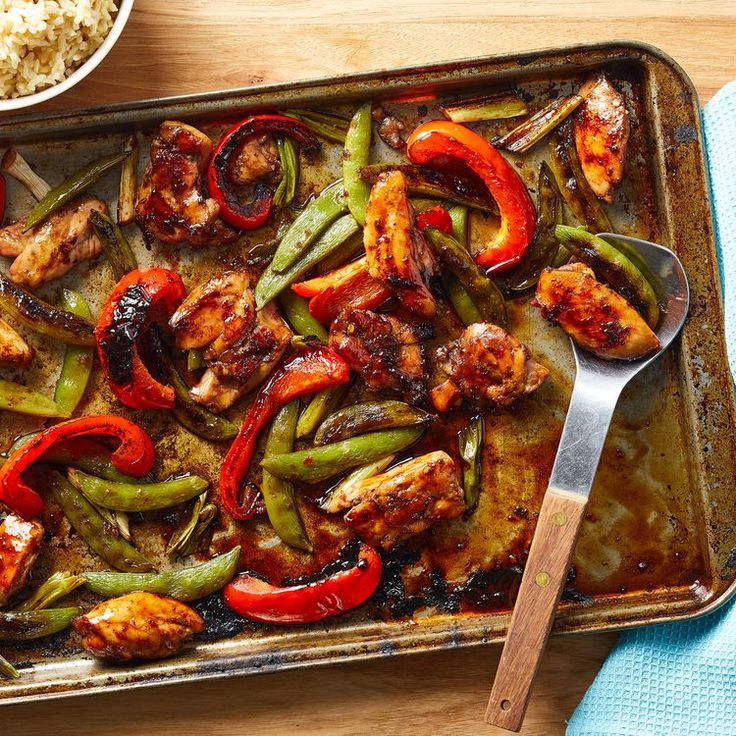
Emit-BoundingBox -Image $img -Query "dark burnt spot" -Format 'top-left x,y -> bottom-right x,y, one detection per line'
673,124 -> 696,145
192,593 -> 252,641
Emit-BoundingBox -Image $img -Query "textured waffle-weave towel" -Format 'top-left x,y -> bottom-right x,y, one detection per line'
566,81 -> 736,736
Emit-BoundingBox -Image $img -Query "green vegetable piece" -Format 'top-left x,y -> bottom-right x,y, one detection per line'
296,382 -> 350,439
279,289 -> 329,343
48,470 -> 154,572
262,401 -> 312,551
554,225 -> 660,328
24,149 -> 130,231
314,400 -> 431,446
283,109 -> 349,144
0,654 -> 19,679
53,289 -> 94,416
342,102 -> 372,226
0,607 -> 80,641
426,227 -> 507,328
187,348 -> 205,371
256,214 -> 359,308
273,137 -> 299,209
0,379 -> 64,417
458,415 -> 484,509
261,426 -> 424,483
440,92 -> 528,123
17,571 -> 85,611
167,492 -> 217,557
67,469 -> 209,512
89,209 -> 137,280
443,206 -> 482,325
449,206 -> 468,246
83,547 -> 240,602
319,455 -> 395,511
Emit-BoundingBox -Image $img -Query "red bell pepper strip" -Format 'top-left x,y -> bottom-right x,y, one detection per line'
207,115 -> 321,230
220,347 -> 350,520
416,204 -> 453,235
223,542 -> 382,624
96,268 -> 186,410
406,121 -> 536,272
0,415 -> 155,520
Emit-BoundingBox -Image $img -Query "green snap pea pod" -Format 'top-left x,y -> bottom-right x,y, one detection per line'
83,547 -> 240,602
167,492 -> 217,557
262,401 -> 312,551
42,439 -> 140,483
256,214 -> 359,307
0,379 -> 64,417
0,272 -> 95,345
319,455 -> 396,512
442,206 -> 482,325
316,236 -> 364,274
282,109 -> 349,144
273,137 -> 299,209
507,162 -> 563,293
67,468 -> 208,512
261,426 -> 424,483
24,150 -> 130,230
426,227 -> 507,328
187,348 -> 205,371
48,470 -> 154,572
458,415 -> 484,509
314,400 -> 431,446
296,382 -> 350,439
270,181 -> 347,273
89,209 -> 137,280
17,572 -> 85,611
0,655 -> 19,679
554,225 -> 660,327
342,102 -> 372,226
450,206 -> 468,245
548,122 -> 611,233
53,289 -> 94,416
279,289 -> 329,343
0,607 -> 80,641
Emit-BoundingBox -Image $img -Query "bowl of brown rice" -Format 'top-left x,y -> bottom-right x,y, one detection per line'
0,0 -> 134,112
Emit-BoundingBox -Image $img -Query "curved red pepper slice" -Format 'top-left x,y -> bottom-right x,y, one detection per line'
406,121 -> 536,272
223,543 -> 382,624
416,204 -> 453,235
208,115 -> 321,231
96,268 -> 185,410
0,415 -> 155,520
220,347 -> 350,520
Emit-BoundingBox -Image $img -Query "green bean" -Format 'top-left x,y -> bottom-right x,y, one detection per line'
270,181 -> 347,273
167,492 -> 217,557
53,289 -> 94,416
279,289 -> 328,343
255,214 -> 359,307
273,137 -> 299,209
319,455 -> 396,512
24,150 -> 130,230
296,382 -> 350,439
83,547 -> 240,601
0,379 -> 64,417
67,469 -> 208,512
342,102 -> 372,226
48,470 -> 154,572
426,227 -> 507,328
0,272 -> 95,345
0,607 -> 80,641
0,654 -> 19,679
554,225 -> 660,327
17,572 -> 85,611
458,415 -> 484,509
261,426 -> 424,483
440,92 -> 528,123
89,209 -> 137,280
262,401 -> 311,551
314,400 -> 431,446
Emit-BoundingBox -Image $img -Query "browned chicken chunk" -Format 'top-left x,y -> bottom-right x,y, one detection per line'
431,323 -> 549,412
0,318 -> 33,368
326,451 -> 464,549
0,195 -> 106,288
135,120 -> 237,247
170,272 -> 291,411
372,106 -> 407,150
364,170 -> 437,319
329,307 -> 428,404
0,515 -> 44,607
574,74 -> 630,203
230,134 -> 281,186
73,592 -> 205,662
535,262 -> 660,361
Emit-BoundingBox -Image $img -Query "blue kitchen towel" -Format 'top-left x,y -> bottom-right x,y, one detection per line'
566,81 -> 736,736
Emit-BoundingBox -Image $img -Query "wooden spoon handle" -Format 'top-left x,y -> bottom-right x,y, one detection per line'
485,487 -> 588,731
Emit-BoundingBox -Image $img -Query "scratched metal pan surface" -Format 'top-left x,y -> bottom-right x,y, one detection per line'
1,41 -> 735,705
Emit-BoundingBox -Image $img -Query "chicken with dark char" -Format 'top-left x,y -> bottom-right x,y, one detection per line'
0,514 -> 44,607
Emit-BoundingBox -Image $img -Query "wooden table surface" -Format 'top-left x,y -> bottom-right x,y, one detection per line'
6,1 -> 735,734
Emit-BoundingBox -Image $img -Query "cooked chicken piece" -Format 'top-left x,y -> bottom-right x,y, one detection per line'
364,170 -> 437,319
0,318 -> 33,368
535,262 -> 660,361
230,134 -> 281,186
135,120 -> 237,247
329,307 -> 427,404
73,592 -> 204,662
372,106 -> 407,150
431,323 -> 549,412
0,515 -> 44,607
326,451 -> 464,549
0,195 -> 106,288
574,74 -> 630,203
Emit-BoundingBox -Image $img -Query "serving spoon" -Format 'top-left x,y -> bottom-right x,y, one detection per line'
485,234 -> 690,732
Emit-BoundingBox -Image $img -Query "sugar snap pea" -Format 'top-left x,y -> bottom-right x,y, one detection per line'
442,206 -> 482,325
0,607 -> 80,641
342,102 -> 372,226
279,289 -> 328,343
296,382 -> 350,439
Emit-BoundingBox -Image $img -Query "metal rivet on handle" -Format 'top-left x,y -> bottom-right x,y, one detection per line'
552,511 -> 567,526
535,571 -> 550,587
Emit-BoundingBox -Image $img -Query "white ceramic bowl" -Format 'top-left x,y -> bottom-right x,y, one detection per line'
0,0 -> 134,113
